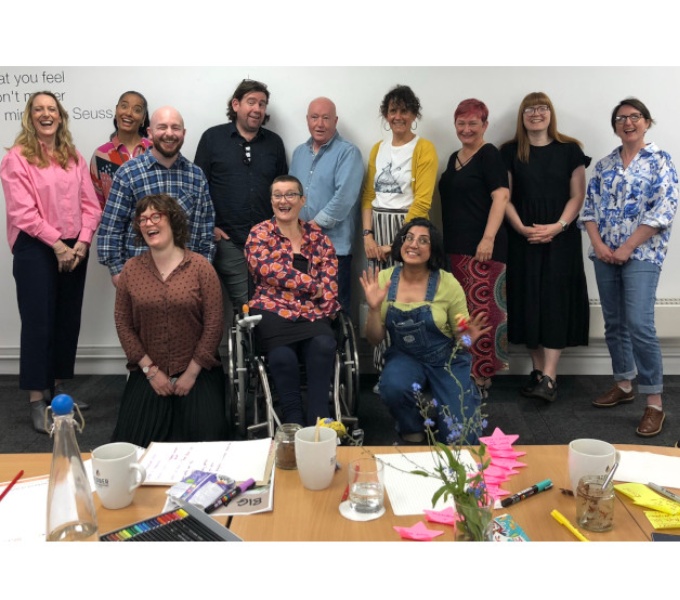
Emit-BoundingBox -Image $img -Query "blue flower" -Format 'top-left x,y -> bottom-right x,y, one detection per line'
481,418 -> 488,429
424,418 -> 435,428
411,382 -> 422,393
447,431 -> 460,444
461,334 -> 472,347
444,416 -> 454,430
431,398 -> 438,408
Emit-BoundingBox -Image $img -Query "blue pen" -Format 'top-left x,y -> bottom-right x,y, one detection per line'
501,479 -> 553,507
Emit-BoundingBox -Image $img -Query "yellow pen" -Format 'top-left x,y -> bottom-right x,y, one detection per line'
550,509 -> 589,542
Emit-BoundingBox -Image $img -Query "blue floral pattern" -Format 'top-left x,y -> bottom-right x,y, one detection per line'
581,142 -> 679,267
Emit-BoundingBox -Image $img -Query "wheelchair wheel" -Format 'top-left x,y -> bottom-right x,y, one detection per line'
233,322 -> 249,439
336,312 -> 361,417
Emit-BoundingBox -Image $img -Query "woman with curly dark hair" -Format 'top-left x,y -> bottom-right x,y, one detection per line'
112,194 -> 228,446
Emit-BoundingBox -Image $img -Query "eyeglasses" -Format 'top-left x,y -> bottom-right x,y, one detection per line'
136,212 -> 163,226
523,105 -> 550,115
272,192 -> 302,201
401,233 -> 431,246
242,143 -> 251,166
614,113 -> 644,124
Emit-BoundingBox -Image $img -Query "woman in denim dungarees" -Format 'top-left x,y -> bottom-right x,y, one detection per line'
360,219 -> 489,444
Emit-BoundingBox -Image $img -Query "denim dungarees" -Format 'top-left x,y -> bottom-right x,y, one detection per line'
380,266 -> 480,443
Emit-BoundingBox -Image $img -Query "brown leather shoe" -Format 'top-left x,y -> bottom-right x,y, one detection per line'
592,385 -> 635,408
636,406 -> 665,437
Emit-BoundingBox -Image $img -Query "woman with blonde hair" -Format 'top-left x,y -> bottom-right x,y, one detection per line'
500,92 -> 590,402
1,91 -> 102,432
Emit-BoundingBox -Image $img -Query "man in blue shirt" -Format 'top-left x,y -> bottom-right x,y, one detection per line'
97,106 -> 215,287
195,79 -> 287,309
289,97 -> 364,312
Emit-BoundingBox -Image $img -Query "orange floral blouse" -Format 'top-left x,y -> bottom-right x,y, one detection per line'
245,218 -> 340,320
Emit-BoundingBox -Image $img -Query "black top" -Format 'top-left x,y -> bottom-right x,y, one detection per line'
194,122 -> 288,246
438,143 -> 509,263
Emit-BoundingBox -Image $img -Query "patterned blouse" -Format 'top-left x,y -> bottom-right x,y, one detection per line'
245,218 -> 340,320
582,142 -> 679,268
90,135 -> 153,208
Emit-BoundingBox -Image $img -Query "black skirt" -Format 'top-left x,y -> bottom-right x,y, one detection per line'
251,309 -> 334,353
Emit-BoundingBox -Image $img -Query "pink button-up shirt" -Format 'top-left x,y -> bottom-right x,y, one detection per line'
1,145 -> 102,252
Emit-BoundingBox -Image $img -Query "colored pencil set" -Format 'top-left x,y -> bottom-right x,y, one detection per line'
100,507 -> 228,542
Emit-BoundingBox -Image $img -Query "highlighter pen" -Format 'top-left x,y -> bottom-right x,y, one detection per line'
501,479 -> 553,508
205,478 -> 255,514
648,482 -> 680,504
550,509 -> 589,542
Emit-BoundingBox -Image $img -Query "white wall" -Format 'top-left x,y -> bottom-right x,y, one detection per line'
2,66 -> 680,374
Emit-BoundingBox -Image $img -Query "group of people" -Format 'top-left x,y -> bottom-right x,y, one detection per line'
1,79 -> 677,448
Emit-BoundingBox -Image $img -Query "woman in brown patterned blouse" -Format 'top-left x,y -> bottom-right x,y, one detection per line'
112,193 -> 229,446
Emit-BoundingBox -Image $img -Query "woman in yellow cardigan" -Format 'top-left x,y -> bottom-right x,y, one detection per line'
361,84 -> 438,267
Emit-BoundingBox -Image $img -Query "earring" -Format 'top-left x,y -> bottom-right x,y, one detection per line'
383,120 -> 391,132
411,120 -> 418,131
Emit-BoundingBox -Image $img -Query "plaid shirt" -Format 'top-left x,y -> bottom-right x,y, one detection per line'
97,152 -> 215,275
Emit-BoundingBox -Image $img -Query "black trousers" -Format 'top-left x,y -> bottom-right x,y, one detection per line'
12,232 -> 88,391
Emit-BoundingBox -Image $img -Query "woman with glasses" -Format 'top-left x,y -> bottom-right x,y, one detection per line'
361,84 -> 438,266
246,175 -> 340,426
500,92 -> 590,402
438,98 -> 510,398
360,218 -> 489,444
1,91 -> 102,433
582,98 -> 678,437
90,90 -> 151,208
112,194 -> 228,447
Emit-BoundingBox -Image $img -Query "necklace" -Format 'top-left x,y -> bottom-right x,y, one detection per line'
455,144 -> 484,170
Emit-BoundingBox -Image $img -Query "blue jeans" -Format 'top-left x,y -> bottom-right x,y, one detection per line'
593,258 -> 663,394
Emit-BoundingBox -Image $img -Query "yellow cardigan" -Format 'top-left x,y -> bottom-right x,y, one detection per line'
360,136 -> 438,222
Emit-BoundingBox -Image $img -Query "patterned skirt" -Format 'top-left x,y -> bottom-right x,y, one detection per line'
370,208 -> 408,371
448,254 -> 508,380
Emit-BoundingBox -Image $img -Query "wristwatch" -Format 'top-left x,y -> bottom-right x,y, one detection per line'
558,220 -> 568,231
362,229 -> 374,237
142,363 -> 156,375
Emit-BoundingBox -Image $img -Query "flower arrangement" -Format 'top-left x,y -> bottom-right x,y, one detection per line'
317,418 -> 364,446
409,330 -> 493,541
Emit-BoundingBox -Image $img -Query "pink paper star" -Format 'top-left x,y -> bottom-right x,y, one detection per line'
424,506 -> 461,525
479,427 -> 519,448
490,457 -> 527,471
488,447 -> 527,459
393,521 -> 446,541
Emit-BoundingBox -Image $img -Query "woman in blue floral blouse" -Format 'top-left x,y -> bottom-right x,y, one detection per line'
582,97 -> 679,437
246,175 -> 340,426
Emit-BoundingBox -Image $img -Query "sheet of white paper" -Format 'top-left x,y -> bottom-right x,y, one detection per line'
616,450 -> 680,488
375,450 -> 477,516
140,439 -> 272,485
0,476 -> 48,542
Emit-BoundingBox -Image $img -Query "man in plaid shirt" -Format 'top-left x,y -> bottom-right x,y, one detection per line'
97,105 -> 215,287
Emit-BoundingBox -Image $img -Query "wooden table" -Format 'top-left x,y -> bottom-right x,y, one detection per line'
2,444 -> 679,541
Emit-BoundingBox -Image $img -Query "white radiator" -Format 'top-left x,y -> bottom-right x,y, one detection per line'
589,299 -> 680,340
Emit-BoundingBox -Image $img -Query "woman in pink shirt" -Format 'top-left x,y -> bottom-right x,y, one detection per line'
0,91 -> 102,433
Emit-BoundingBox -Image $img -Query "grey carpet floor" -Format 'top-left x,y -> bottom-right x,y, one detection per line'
0,374 -> 677,454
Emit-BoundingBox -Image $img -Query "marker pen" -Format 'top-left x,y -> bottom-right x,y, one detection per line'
501,479 -> 553,508
648,482 -> 680,504
205,478 -> 256,514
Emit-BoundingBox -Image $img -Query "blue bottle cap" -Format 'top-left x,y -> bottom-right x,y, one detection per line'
51,394 -> 74,415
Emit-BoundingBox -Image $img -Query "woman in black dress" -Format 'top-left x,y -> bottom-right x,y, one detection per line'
500,92 -> 590,402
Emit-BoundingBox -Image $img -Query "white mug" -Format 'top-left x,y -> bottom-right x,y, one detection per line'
92,442 -> 146,509
568,438 -> 620,495
295,426 -> 337,491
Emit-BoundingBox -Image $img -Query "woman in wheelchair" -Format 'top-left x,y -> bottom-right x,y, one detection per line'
360,218 -> 489,444
245,175 -> 341,426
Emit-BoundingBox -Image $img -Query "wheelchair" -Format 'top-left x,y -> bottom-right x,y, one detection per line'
227,306 -> 360,439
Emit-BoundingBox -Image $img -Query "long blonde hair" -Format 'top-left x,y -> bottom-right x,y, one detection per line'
503,92 -> 582,163
13,91 -> 79,169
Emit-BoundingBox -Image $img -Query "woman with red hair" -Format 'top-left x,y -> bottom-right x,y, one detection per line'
438,98 -> 509,397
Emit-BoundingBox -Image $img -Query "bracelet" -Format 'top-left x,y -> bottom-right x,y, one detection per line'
54,246 -> 68,255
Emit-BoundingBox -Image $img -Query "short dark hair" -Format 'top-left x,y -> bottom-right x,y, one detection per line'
133,194 -> 188,248
610,97 -> 655,132
270,174 -> 304,196
380,84 -> 422,120
390,218 -> 446,271
227,79 -> 271,125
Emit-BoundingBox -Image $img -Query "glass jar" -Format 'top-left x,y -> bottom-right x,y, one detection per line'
576,474 -> 615,532
275,423 -> 302,470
